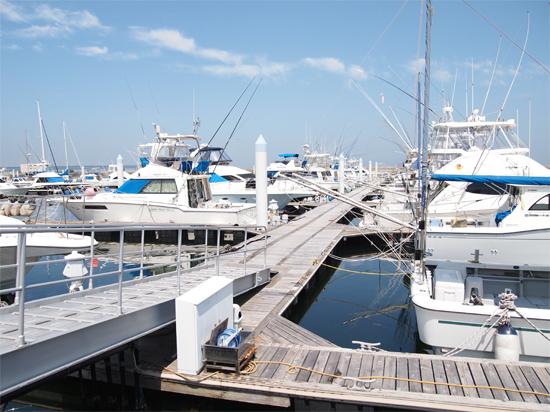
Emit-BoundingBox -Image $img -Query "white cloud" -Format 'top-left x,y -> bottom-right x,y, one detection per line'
5,1 -> 108,38
15,24 -> 68,38
303,57 -> 346,73
133,28 -> 242,65
34,4 -> 107,30
349,64 -> 367,80
203,62 -> 290,78
204,64 -> 260,78
0,0 -> 25,22
75,45 -> 138,60
407,57 -> 425,74
76,46 -> 108,57
2,43 -> 21,51
433,67 -> 452,83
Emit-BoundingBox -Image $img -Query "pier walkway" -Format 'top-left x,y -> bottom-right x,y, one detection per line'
0,240 -> 270,399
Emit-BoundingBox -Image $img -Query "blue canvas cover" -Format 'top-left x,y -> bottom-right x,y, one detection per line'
115,179 -> 151,194
430,174 -> 550,186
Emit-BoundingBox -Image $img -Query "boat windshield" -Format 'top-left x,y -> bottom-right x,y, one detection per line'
195,148 -> 232,165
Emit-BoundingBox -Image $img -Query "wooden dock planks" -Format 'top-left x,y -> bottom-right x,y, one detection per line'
127,186 -> 550,411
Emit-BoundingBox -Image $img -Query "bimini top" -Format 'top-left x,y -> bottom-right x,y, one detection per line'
431,174 -> 550,186
278,153 -> 299,158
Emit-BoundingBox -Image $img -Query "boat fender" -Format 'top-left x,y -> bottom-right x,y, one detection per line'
9,203 -> 22,216
494,323 -> 520,362
0,203 -> 9,215
20,204 -> 34,217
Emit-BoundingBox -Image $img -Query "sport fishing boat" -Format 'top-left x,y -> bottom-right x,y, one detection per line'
0,177 -> 28,197
412,176 -> 550,362
426,176 -> 550,266
139,125 -> 315,208
364,148 -> 550,230
64,163 -> 256,226
194,147 -> 314,208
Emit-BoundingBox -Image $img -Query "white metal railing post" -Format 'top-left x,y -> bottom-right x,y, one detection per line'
204,228 -> 208,264
177,229 -> 182,295
216,228 -> 221,276
263,229 -> 267,268
243,228 -> 248,276
89,230 -> 95,289
118,230 -> 124,315
139,229 -> 145,279
16,232 -> 27,346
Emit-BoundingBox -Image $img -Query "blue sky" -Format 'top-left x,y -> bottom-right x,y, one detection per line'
1,0 -> 548,169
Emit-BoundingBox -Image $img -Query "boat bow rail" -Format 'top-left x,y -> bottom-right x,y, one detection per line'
0,222 -> 270,399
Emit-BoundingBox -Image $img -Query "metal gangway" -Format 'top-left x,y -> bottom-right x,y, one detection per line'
0,222 -> 270,399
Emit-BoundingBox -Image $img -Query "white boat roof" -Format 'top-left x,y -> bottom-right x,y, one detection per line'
0,215 -> 24,226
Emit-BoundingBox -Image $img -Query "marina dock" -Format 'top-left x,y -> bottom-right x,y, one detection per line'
129,186 -> 550,411
6,186 -> 546,411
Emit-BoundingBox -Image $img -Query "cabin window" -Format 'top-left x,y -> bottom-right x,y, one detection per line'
529,194 -> 550,211
238,173 -> 255,180
140,179 -> 177,194
222,175 -> 241,182
465,182 -> 508,195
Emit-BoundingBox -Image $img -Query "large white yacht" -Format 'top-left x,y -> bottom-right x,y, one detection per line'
138,125 -> 315,208
412,177 -> 550,362
64,163 -> 256,226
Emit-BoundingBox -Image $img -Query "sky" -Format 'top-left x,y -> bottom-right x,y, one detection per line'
1,0 -> 549,169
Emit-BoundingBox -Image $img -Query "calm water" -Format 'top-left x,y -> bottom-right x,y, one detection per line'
24,255 -> 150,302
288,255 -> 419,353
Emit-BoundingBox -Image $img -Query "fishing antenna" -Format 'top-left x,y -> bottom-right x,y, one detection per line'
40,118 -> 59,173
66,125 -> 83,168
497,12 -> 530,120
125,78 -> 147,139
463,0 -> 549,74
372,73 -> 438,117
352,80 -> 413,151
450,68 -> 458,108
207,76 -> 256,146
481,36 -> 502,115
389,106 -> 414,148
210,78 -> 263,175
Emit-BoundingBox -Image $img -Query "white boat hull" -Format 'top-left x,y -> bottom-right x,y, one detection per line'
65,199 -> 256,226
412,283 -> 550,362
426,227 -> 550,266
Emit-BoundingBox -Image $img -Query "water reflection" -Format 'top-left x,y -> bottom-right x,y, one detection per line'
286,254 -> 420,353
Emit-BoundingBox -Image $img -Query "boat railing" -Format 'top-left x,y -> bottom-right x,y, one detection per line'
0,222 -> 268,346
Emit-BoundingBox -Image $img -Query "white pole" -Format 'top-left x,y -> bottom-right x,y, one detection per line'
359,158 -> 364,178
471,57 -> 475,112
62,121 -> 69,172
528,99 -> 532,153
516,108 -> 520,148
375,161 -> 378,178
338,153 -> 345,194
36,101 -> 46,164
117,154 -> 124,187
369,160 -> 372,182
255,135 -> 268,228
